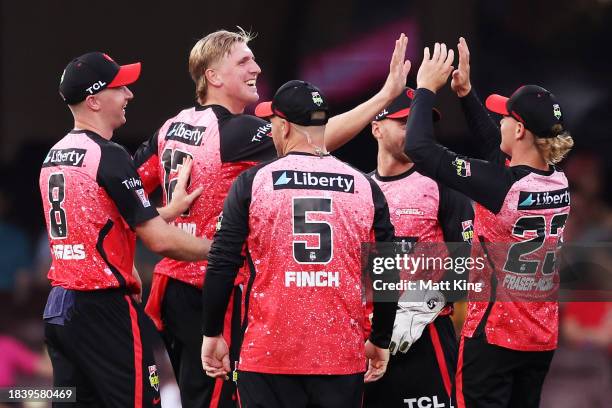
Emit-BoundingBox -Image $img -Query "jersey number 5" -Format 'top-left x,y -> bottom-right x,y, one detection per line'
292,197 -> 333,264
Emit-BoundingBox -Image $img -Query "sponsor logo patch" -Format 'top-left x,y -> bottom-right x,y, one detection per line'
518,188 -> 570,210
252,123 -> 272,142
395,208 -> 424,216
43,148 -> 87,168
135,188 -> 151,208
272,170 -> 355,193
85,80 -> 106,94
121,177 -> 143,189
165,122 -> 206,146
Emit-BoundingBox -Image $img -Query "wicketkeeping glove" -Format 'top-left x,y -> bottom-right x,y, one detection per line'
389,290 -> 446,355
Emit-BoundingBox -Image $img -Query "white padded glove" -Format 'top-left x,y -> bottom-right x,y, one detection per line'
389,290 -> 446,355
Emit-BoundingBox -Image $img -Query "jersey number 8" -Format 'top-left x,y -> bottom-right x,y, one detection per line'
48,172 -> 68,239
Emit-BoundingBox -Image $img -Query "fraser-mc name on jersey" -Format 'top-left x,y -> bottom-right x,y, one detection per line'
517,188 -> 570,210
272,170 -> 355,193
165,122 -> 206,146
42,148 -> 86,168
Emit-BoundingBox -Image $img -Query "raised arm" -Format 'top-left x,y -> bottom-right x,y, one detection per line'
404,43 -> 515,214
324,33 -> 412,151
451,37 -> 506,164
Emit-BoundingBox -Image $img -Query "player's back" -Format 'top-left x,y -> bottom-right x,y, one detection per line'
465,166 -> 570,350
239,152 -> 389,375
40,130 -> 145,292
135,104 -> 274,286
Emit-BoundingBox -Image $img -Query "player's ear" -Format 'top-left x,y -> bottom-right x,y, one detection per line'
205,68 -> 222,87
371,121 -> 382,140
281,119 -> 290,138
515,121 -> 526,140
85,94 -> 101,112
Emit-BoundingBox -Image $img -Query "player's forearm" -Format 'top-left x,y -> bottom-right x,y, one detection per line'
460,89 -> 503,161
201,261 -> 241,336
368,247 -> 400,348
370,301 -> 398,348
324,90 -> 395,151
137,216 -> 210,260
403,88 -> 445,176
159,229 -> 211,261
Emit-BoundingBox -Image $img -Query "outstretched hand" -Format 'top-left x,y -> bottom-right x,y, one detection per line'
416,42 -> 454,94
380,33 -> 412,101
451,37 -> 471,97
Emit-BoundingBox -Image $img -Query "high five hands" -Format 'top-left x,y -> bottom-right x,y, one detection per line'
451,37 -> 472,97
416,42 -> 455,94
380,33 -> 412,100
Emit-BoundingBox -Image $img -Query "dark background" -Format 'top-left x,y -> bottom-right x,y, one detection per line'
2,0 -> 612,241
1,1 -> 611,405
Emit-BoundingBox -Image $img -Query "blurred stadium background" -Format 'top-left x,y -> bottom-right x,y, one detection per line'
1,1 -> 611,406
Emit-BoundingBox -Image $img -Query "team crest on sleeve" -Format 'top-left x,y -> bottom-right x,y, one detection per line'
148,365 -> 159,391
452,157 -> 471,177
461,220 -> 474,243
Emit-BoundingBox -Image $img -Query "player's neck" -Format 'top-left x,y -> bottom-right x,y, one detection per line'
201,92 -> 246,114
73,117 -> 113,140
284,143 -> 326,157
377,151 -> 413,177
509,147 -> 549,171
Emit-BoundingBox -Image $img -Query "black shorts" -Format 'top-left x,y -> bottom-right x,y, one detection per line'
161,278 -> 242,408
455,334 -> 554,408
236,371 -> 364,408
44,287 -> 161,407
364,314 -> 458,408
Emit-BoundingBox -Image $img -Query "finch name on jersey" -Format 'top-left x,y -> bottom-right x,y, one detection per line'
285,271 -> 340,287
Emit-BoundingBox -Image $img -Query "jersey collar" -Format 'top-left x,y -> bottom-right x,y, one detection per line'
373,166 -> 417,182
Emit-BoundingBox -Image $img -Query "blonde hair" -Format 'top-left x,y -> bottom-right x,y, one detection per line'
189,27 -> 255,103
535,126 -> 574,165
